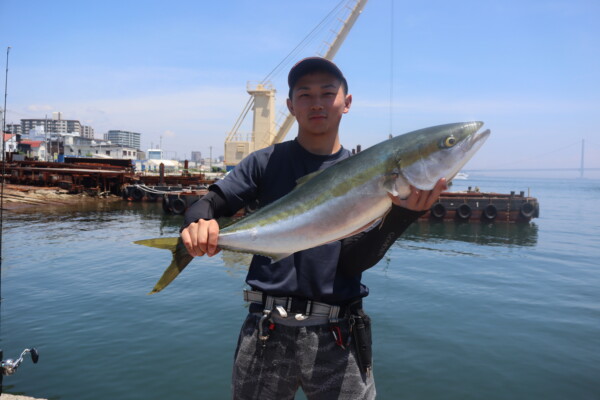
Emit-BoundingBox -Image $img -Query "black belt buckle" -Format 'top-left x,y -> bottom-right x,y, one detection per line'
289,298 -> 309,315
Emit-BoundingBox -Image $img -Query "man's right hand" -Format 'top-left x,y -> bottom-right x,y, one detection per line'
180,219 -> 221,257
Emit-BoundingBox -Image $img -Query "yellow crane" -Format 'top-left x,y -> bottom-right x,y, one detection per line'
224,0 -> 368,170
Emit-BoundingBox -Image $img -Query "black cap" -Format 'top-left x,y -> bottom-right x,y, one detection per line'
287,57 -> 348,98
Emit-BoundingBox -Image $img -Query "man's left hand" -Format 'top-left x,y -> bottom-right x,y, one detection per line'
389,178 -> 448,212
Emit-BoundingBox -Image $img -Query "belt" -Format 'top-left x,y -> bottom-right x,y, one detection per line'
243,290 -> 361,322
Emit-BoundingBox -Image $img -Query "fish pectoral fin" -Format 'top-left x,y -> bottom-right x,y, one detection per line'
382,170 -> 412,200
394,185 -> 411,199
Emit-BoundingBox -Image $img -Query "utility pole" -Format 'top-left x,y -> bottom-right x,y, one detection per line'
45,114 -> 49,161
1,47 -> 10,163
1,46 -> 12,390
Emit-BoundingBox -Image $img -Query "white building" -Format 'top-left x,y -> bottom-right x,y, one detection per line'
2,133 -> 18,160
135,148 -> 178,172
19,139 -> 47,160
70,140 -> 138,159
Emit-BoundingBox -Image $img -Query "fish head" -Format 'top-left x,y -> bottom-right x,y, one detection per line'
395,122 -> 490,190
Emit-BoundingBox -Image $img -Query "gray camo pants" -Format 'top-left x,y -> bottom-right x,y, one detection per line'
232,312 -> 376,400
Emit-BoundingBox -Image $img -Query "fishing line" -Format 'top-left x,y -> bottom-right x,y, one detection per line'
389,0 -> 395,138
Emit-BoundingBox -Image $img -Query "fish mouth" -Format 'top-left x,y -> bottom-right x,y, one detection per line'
446,126 -> 490,181
461,127 -> 490,153
400,122 -> 491,190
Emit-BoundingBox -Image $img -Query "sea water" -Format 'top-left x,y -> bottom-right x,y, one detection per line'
1,176 -> 599,399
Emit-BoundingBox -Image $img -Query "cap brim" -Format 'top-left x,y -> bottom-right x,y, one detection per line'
288,57 -> 346,89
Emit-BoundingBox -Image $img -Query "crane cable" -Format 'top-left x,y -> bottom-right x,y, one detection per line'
261,0 -> 350,84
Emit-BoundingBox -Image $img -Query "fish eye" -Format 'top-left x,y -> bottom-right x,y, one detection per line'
444,136 -> 457,147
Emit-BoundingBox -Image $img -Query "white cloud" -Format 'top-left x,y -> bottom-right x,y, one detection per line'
26,104 -> 54,112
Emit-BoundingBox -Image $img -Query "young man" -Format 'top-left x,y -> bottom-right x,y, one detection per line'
181,57 -> 446,399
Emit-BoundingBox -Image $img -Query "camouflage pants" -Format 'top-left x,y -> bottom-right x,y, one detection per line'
232,312 -> 375,400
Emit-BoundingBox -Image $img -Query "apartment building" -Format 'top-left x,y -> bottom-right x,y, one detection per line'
105,130 -> 141,150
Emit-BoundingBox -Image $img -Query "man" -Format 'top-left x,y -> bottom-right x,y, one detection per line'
181,57 -> 446,399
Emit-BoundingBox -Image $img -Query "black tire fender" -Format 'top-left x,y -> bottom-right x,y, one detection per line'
131,187 -> 144,201
483,204 -> 498,220
520,202 -> 535,218
431,202 -> 446,219
162,195 -> 171,213
456,203 -> 472,220
171,197 -> 187,215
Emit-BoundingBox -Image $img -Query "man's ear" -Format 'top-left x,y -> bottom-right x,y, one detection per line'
286,98 -> 295,116
343,94 -> 352,114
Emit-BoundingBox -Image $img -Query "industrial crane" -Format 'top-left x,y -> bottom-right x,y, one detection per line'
224,0 -> 368,170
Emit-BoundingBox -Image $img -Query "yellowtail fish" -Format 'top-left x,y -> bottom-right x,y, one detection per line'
135,122 -> 490,293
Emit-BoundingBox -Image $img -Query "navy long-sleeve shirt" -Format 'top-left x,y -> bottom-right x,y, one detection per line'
182,139 -> 422,304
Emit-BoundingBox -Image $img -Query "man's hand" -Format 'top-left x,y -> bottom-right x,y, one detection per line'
389,178 -> 447,211
180,219 -> 221,257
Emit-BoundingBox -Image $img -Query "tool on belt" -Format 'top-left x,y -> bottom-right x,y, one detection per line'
349,310 -> 372,376
244,289 -> 372,375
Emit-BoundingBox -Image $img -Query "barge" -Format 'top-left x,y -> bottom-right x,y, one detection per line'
3,158 -> 134,195
3,158 -> 215,197
155,186 -> 539,223
421,189 -> 539,223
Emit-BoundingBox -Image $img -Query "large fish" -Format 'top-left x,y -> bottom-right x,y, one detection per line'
136,122 -> 490,293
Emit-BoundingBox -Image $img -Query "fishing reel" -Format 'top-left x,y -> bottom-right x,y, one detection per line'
1,348 -> 39,376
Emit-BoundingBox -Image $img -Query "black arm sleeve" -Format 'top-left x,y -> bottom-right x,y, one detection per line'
180,186 -> 231,231
338,205 -> 425,277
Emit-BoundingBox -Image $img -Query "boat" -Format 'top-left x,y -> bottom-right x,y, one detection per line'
421,188 -> 539,223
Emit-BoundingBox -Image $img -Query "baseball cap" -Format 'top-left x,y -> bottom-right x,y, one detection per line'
287,57 -> 348,98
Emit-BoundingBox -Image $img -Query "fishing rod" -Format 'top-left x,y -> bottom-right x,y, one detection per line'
0,46 -> 39,393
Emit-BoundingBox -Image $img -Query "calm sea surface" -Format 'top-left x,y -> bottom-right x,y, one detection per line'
1,176 -> 599,400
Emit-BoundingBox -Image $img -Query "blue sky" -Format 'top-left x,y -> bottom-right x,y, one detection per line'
1,0 -> 599,177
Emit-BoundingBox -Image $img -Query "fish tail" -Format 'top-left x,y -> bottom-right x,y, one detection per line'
134,237 -> 194,294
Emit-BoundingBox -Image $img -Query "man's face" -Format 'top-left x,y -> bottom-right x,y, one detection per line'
287,71 -> 352,137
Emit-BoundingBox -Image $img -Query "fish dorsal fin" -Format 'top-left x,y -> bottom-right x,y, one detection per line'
295,169 -> 324,187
